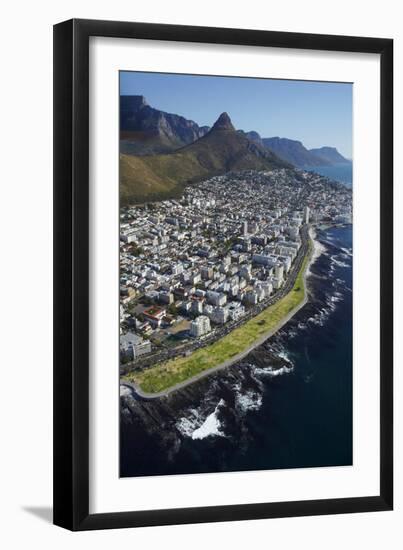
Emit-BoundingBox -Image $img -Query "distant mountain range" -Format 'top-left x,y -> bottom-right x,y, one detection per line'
120,112 -> 290,204
240,134 -> 351,168
259,136 -> 326,167
120,95 -> 351,203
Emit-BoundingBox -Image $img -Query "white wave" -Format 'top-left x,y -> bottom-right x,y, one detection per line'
176,400 -> 226,440
326,291 -> 343,311
334,279 -> 352,293
341,247 -> 353,257
312,240 -> 327,261
330,254 -> 349,268
176,418 -> 197,438
307,229 -> 327,276
327,299 -> 336,312
175,408 -> 202,437
191,400 -> 225,440
236,391 -> 263,413
285,328 -> 298,339
120,385 -> 132,397
253,365 -> 294,378
308,307 -> 330,327
340,253 -> 351,261
267,365 -> 294,377
334,259 -> 349,268
277,349 -> 292,362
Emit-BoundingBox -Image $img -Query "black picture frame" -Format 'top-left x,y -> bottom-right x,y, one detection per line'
53,18 -> 393,531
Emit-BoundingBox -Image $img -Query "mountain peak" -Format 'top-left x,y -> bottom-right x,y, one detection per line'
211,112 -> 235,131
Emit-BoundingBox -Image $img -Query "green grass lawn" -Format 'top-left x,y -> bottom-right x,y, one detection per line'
125,241 -> 312,394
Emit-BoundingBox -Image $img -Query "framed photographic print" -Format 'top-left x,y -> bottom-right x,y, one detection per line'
53,19 -> 393,530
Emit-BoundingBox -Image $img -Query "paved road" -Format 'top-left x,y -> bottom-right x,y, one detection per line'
122,226 -> 314,400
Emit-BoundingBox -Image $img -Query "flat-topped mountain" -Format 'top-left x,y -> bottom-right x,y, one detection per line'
120,95 -> 210,155
120,112 -> 291,204
309,146 -> 351,165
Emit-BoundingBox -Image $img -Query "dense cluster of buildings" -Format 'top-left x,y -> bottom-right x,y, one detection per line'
119,168 -> 352,363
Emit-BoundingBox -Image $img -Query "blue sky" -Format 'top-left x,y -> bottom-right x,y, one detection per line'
120,71 -> 352,158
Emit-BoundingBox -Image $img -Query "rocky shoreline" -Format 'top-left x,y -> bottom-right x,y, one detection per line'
120,344 -> 293,474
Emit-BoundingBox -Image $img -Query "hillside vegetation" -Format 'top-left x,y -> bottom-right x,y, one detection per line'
120,112 -> 290,204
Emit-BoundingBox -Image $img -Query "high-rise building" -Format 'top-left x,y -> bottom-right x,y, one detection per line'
274,264 -> 284,282
304,206 -> 310,224
191,300 -> 203,315
201,266 -> 214,280
120,332 -> 152,360
243,221 -> 248,236
209,307 -> 229,325
206,290 -> 227,307
190,315 -> 211,337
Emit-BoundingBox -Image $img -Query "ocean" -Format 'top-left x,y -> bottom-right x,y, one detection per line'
303,164 -> 352,186
121,225 -> 353,477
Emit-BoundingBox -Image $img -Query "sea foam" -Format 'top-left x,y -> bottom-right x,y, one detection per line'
176,400 -> 226,440
236,390 -> 263,413
191,400 -> 225,440
253,365 -> 293,378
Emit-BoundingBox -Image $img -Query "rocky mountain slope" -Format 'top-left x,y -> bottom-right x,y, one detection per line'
120,95 -> 210,155
262,136 -> 329,167
120,112 -> 291,204
240,133 -> 350,168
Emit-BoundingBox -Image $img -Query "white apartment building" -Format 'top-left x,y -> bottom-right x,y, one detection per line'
120,332 -> 151,361
275,264 -> 284,282
209,306 -> 229,325
206,290 -> 227,307
190,315 -> 211,337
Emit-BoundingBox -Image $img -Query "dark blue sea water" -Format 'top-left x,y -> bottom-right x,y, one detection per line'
121,225 -> 353,476
303,164 -> 352,186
